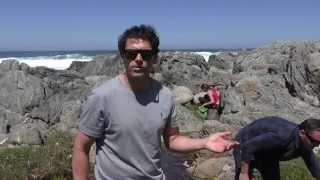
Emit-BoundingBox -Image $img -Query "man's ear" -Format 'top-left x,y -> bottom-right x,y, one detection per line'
298,130 -> 308,140
299,129 -> 306,136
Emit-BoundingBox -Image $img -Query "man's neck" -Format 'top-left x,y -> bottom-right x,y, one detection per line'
120,73 -> 152,92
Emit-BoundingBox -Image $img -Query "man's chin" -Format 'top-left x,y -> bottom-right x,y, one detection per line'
128,72 -> 149,79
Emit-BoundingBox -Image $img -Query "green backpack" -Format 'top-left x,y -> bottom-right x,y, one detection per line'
197,106 -> 208,120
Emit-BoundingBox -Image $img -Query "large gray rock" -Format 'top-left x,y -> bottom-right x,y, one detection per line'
175,104 -> 203,136
7,121 -> 48,145
68,54 -> 123,77
208,52 -> 236,71
0,64 -> 43,114
26,72 -> 90,125
0,60 -> 92,144
173,86 -> 193,104
208,66 -> 233,90
187,156 -> 234,180
236,41 -> 320,107
159,53 -> 209,92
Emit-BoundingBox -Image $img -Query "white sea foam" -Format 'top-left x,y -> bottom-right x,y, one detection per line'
0,54 -> 93,70
191,51 -> 222,62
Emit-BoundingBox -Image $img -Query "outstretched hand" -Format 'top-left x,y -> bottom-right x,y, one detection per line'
204,131 -> 239,153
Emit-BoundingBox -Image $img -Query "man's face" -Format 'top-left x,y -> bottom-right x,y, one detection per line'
307,129 -> 320,147
123,38 -> 155,79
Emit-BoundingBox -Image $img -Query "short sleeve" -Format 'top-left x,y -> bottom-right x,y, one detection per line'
78,92 -> 107,138
166,97 -> 178,129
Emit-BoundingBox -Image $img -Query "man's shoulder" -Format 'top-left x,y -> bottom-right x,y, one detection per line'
91,76 -> 119,97
241,116 -> 297,133
256,116 -> 297,126
153,79 -> 173,98
251,116 -> 298,137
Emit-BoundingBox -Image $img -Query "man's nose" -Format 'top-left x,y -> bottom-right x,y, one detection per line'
134,53 -> 143,62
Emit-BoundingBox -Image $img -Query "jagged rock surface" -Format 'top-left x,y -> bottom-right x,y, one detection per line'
1,41 -> 320,179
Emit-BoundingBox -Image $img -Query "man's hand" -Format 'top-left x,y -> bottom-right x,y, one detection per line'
204,131 -> 239,153
239,172 -> 250,180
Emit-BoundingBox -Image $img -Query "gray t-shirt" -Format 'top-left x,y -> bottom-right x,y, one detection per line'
79,76 -> 177,180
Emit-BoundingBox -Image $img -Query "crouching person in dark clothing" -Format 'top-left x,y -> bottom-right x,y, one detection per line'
233,116 -> 320,180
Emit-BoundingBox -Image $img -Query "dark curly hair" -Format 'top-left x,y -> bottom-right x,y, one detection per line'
118,24 -> 160,60
299,118 -> 320,133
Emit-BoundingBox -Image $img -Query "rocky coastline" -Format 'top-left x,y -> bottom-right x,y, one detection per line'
1,40 -> 320,179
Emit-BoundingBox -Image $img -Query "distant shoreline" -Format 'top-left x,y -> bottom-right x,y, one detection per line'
0,48 -> 254,53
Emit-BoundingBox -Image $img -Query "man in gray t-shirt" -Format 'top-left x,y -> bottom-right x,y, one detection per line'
72,25 -> 239,180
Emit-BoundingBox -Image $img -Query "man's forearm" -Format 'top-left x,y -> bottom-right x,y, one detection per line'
168,135 -> 207,152
239,161 -> 250,180
166,131 -> 238,153
240,161 -> 249,173
72,150 -> 90,180
301,150 -> 320,179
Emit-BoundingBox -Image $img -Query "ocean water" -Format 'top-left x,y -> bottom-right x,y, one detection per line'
192,51 -> 221,62
0,50 -> 225,70
0,50 -> 115,70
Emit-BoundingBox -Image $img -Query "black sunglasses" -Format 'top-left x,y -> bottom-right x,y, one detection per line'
124,49 -> 155,61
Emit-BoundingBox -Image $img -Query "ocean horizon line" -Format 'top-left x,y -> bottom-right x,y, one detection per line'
0,47 -> 253,53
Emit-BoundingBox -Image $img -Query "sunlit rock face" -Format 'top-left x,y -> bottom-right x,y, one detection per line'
1,41 -> 320,179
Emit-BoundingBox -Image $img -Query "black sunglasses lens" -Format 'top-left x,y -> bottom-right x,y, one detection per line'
124,50 -> 154,60
124,51 -> 138,59
140,50 -> 153,60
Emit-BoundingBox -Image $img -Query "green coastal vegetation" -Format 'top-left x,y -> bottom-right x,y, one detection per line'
0,131 -> 76,180
279,158 -> 318,180
253,156 -> 319,180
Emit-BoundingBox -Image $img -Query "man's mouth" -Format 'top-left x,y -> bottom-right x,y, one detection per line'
132,67 -> 144,71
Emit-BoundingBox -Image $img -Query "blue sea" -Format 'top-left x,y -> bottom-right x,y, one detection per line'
0,50 -> 116,70
0,49 -> 229,70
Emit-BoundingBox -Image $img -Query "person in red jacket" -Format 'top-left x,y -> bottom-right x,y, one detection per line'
199,83 -> 220,108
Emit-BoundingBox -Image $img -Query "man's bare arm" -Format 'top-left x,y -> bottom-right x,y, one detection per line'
239,161 -> 250,180
163,127 -> 238,153
72,131 -> 94,180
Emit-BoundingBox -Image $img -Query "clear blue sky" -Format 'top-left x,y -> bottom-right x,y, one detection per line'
0,0 -> 319,51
